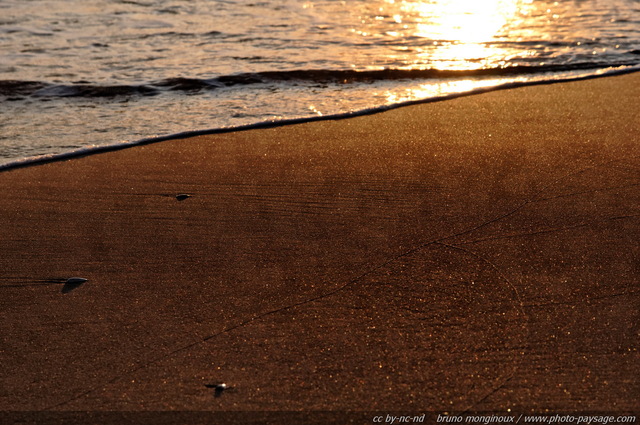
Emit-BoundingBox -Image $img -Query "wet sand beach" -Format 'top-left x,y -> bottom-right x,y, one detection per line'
0,73 -> 638,420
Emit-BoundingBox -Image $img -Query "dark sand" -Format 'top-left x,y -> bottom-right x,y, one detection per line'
0,73 -> 638,420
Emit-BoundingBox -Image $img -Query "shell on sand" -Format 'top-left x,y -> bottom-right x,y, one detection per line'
65,277 -> 88,285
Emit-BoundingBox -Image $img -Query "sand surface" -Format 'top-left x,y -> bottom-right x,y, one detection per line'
0,73 -> 638,419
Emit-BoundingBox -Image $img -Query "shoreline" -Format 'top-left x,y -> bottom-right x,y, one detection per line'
0,71 -> 638,415
2,65 -> 639,173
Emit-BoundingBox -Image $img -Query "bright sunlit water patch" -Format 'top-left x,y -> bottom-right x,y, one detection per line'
343,0 -> 529,69
0,0 -> 639,165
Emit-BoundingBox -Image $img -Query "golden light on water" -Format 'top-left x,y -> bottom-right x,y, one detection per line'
410,0 -> 522,69
380,76 -> 528,104
348,0 -> 540,70
408,0 -> 518,43
338,0 -> 550,107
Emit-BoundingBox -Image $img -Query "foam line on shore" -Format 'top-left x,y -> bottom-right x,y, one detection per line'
2,64 -> 638,173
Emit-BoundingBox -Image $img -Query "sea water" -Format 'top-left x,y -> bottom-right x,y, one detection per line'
1,0 -> 639,166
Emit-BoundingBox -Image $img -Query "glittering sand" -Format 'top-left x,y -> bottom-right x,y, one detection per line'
0,72 -> 638,422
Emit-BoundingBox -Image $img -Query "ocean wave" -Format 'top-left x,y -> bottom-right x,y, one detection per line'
2,62 -> 638,100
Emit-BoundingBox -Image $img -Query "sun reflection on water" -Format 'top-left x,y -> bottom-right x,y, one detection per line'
381,76 -> 528,104
341,0 -> 551,101
408,0 -> 519,43
349,0 -> 542,71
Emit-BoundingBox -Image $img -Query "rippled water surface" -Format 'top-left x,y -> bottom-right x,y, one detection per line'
1,0 -> 639,165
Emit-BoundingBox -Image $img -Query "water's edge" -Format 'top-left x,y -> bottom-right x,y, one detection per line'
2,65 -> 638,174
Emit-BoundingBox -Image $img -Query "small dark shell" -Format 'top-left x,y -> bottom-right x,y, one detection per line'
176,194 -> 191,201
